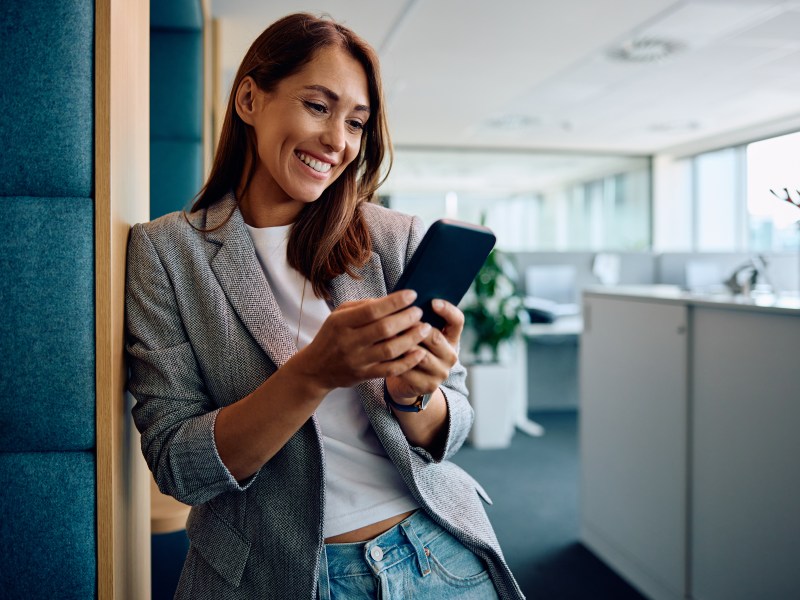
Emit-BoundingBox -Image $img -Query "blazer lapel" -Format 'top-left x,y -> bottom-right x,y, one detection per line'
328,251 -> 387,308
329,252 -> 393,415
201,195 -> 392,408
203,193 -> 297,368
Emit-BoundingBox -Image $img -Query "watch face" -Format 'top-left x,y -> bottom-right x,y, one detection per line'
418,393 -> 432,411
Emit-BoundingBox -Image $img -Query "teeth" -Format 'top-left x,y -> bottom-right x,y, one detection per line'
296,152 -> 332,173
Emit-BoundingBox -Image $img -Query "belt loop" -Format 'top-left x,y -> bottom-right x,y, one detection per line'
317,545 -> 332,600
400,520 -> 431,577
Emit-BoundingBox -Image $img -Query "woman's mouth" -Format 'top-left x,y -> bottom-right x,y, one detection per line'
295,151 -> 332,174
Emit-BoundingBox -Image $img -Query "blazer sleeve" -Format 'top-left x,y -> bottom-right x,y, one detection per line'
401,215 -> 474,464
125,223 -> 259,505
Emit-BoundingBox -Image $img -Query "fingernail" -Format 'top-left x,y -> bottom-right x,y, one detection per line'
403,289 -> 418,302
420,323 -> 432,336
432,299 -> 443,309
413,307 -> 424,319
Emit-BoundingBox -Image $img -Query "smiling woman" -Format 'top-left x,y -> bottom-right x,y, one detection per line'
124,12 -> 523,600
234,46 -> 369,223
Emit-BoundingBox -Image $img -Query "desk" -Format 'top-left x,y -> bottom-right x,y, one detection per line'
517,318 -> 583,435
521,316 -> 582,414
522,315 -> 583,338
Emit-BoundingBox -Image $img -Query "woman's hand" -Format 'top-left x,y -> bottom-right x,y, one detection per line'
385,299 -> 464,404
292,289 -> 432,394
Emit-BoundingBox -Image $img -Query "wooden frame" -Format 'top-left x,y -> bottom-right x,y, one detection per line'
202,0 -> 214,173
95,0 -> 151,597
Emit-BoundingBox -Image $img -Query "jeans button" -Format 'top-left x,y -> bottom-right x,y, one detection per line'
369,545 -> 384,561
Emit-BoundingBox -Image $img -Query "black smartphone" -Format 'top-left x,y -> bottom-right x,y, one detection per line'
392,219 -> 496,329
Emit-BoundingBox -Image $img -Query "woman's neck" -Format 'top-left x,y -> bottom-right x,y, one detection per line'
237,182 -> 303,227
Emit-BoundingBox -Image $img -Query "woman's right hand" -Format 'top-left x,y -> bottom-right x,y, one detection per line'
293,289 -> 432,393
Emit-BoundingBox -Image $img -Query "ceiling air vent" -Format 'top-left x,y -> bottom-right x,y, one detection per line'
608,38 -> 684,63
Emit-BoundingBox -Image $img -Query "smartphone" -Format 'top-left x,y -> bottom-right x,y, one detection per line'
392,219 -> 496,329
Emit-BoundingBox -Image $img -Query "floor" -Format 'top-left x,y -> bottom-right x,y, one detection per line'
452,411 -> 647,600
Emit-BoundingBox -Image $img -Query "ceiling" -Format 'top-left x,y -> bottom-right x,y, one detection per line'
210,0 -> 800,156
208,1 -> 800,195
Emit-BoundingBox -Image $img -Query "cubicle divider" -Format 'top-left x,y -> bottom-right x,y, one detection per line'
151,0 -> 206,219
0,1 -> 97,597
0,0 -> 149,598
513,250 -> 798,412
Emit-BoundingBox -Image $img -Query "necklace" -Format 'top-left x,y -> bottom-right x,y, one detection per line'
296,278 -> 307,348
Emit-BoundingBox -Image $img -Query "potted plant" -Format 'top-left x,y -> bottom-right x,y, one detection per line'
462,249 -> 524,362
461,249 -> 525,448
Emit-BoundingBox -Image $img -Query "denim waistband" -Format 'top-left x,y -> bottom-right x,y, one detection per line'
318,510 -> 446,598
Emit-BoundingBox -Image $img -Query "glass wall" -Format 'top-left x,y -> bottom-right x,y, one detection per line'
382,149 -> 651,252
657,130 -> 800,252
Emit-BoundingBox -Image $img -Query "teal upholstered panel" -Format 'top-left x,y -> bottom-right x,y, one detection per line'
151,0 -> 202,31
0,451 -> 96,599
151,30 -> 203,140
150,140 -> 203,218
0,0 -> 93,198
0,197 -> 94,452
151,28 -> 204,218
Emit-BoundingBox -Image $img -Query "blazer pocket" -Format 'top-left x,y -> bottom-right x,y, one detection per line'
467,473 -> 493,506
440,461 -> 493,506
186,505 -> 251,588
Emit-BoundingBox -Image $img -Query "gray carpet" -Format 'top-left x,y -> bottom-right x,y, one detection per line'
452,411 -> 646,600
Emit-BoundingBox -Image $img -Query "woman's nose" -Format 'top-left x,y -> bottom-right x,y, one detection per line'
321,120 -> 347,153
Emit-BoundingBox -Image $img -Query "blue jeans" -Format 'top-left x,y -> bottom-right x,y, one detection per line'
318,510 -> 499,599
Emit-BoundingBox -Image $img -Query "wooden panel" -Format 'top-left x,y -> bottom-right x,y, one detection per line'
95,0 -> 151,598
580,296 -> 688,600
201,0 -> 214,174
210,17 -> 224,153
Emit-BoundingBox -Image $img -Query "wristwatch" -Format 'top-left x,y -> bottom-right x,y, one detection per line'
385,390 -> 433,413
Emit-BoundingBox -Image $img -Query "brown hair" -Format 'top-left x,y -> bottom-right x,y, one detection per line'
191,12 -> 392,300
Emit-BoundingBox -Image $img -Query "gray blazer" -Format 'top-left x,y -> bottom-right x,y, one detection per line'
125,193 -> 524,599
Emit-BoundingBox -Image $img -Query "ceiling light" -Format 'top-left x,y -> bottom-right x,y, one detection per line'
608,37 -> 684,63
485,114 -> 540,131
649,120 -> 700,133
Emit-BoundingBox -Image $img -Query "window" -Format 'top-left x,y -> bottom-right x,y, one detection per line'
694,147 -> 745,251
384,149 -> 651,252
747,131 -> 800,252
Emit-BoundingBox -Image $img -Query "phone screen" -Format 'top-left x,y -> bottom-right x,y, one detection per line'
393,219 -> 496,328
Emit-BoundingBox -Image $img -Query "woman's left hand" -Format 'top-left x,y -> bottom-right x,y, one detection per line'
385,299 -> 464,404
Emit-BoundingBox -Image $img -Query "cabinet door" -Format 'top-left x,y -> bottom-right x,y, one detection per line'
580,296 -> 688,600
691,308 -> 800,600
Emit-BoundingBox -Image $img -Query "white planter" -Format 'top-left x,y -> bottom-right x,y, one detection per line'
465,361 -> 516,449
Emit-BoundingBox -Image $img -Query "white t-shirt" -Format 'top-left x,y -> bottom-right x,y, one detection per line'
246,223 -> 419,538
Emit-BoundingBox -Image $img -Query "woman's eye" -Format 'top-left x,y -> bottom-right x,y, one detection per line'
304,101 -> 327,114
347,120 -> 365,132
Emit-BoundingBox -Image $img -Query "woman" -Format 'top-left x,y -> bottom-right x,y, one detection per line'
126,12 -> 523,600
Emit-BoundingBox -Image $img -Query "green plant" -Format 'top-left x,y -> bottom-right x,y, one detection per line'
462,249 -> 523,362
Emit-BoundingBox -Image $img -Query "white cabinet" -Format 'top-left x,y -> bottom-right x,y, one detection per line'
580,296 -> 688,600
691,308 -> 800,600
580,289 -> 800,600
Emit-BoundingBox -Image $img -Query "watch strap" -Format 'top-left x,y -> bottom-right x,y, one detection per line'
385,388 -> 433,412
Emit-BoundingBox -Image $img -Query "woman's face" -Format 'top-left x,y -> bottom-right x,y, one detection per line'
238,46 -> 370,225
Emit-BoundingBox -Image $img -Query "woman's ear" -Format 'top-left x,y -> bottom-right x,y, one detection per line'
235,76 -> 258,125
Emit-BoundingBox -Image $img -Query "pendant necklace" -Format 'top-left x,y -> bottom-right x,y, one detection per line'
296,278 -> 307,348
